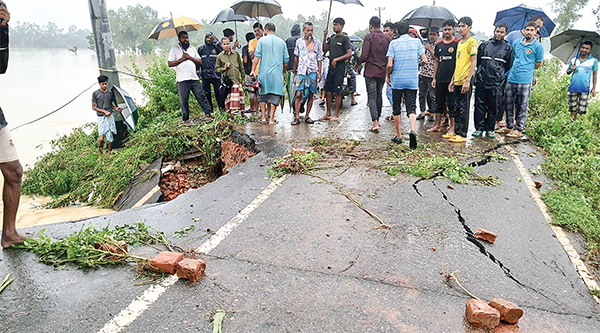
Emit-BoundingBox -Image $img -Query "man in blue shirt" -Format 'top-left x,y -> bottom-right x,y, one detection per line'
505,16 -> 544,46
502,21 -> 543,138
386,20 -> 426,149
566,41 -> 598,121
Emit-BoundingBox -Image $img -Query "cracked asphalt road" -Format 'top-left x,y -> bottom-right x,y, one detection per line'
1,77 -> 599,332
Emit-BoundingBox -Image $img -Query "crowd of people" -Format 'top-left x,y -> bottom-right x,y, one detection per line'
165,14 -> 597,149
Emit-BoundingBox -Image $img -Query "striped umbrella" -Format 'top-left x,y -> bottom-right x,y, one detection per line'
147,16 -> 204,40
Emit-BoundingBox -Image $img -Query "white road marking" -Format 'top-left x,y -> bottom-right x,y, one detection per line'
98,175 -> 289,333
499,138 -> 600,304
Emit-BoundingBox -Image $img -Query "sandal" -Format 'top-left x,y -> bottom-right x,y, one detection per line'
258,119 -> 268,124
305,117 -> 315,124
369,128 -> 380,133
291,118 -> 300,125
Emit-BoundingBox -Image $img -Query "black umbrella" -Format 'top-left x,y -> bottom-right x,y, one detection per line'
231,0 -> 283,19
551,29 -> 600,64
211,8 -> 255,40
402,5 -> 457,29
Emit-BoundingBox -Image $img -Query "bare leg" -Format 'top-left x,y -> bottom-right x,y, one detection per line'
107,142 -> 113,154
260,102 -> 268,122
306,92 -> 314,119
1,160 -> 25,248
445,118 -> 455,135
331,93 -> 342,121
408,114 -> 417,133
372,119 -> 380,130
427,114 -> 442,132
393,115 -> 402,138
268,103 -> 277,124
295,91 -> 302,120
98,135 -> 105,152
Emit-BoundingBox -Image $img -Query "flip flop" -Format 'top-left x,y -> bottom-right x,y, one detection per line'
369,128 -> 380,133
305,117 -> 315,124
291,118 -> 300,125
258,119 -> 268,124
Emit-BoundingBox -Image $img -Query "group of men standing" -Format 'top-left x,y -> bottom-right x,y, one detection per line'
358,14 -> 552,149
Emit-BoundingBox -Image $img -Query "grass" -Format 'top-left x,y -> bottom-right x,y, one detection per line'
268,151 -> 321,178
22,52 -> 246,209
528,57 -> 600,253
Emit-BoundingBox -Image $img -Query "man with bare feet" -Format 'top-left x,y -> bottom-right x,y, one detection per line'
321,18 -> 352,122
429,20 -> 459,133
0,2 -> 26,249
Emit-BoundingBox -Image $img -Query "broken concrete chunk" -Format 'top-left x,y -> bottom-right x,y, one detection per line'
489,298 -> 523,324
465,299 -> 500,329
151,251 -> 184,274
474,228 -> 497,244
176,258 -> 206,282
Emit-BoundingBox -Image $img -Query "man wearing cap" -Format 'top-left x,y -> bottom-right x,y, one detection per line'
198,31 -> 225,112
223,28 -> 240,51
168,31 -> 213,124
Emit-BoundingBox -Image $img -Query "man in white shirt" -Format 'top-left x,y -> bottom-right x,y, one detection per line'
168,31 -> 213,125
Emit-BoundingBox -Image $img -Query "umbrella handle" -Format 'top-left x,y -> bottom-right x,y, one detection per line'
326,0 -> 333,30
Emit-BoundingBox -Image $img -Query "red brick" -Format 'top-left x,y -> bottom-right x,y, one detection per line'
150,251 -> 184,274
489,298 -> 523,324
176,258 -> 206,282
474,228 -> 498,244
465,299 -> 500,329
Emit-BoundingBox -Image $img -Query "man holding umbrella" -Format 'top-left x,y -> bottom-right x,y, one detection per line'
223,28 -> 240,51
168,31 -> 213,125
566,41 -> 598,121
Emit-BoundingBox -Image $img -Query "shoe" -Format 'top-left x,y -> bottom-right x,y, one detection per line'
486,131 -> 496,138
471,130 -> 483,137
183,120 -> 193,127
442,133 -> 455,139
391,136 -> 403,144
506,130 -> 523,138
449,135 -> 467,143
416,114 -> 425,120
497,127 -> 511,134
409,131 -> 417,150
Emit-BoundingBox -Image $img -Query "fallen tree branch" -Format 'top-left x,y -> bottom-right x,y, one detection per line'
441,270 -> 481,300
340,248 -> 362,273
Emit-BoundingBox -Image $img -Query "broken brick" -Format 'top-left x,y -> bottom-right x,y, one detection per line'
447,184 -> 455,190
150,251 -> 184,274
465,299 -> 500,329
176,258 -> 206,282
474,228 -> 497,244
279,162 -> 289,169
534,181 -> 543,189
489,298 -> 523,324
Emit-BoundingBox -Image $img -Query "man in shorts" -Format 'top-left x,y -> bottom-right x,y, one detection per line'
92,75 -> 122,153
321,17 -> 352,121
0,1 -> 26,249
566,41 -> 597,121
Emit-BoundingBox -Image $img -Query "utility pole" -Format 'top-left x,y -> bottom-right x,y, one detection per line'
88,0 -> 126,147
375,7 -> 385,21
88,0 -> 120,90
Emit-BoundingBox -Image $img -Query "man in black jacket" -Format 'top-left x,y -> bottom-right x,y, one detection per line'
473,22 -> 512,138
198,31 -> 225,111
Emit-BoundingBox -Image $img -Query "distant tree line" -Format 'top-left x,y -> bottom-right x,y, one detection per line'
9,22 -> 90,49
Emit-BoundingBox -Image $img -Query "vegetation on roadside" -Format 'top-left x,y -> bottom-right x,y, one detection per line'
268,151 -> 320,178
22,54 -> 243,209
528,57 -> 600,253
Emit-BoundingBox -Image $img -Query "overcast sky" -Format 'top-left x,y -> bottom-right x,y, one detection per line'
7,0 -> 599,35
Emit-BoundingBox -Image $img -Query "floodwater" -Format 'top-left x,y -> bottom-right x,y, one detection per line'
0,49 -> 150,229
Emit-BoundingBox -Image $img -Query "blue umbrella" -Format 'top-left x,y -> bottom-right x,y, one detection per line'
494,4 -> 556,38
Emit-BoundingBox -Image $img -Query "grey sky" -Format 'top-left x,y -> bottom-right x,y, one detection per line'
7,0 -> 599,36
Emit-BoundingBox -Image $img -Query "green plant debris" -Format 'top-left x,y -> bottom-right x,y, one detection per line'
0,273 -> 14,294
530,165 -> 542,176
590,288 -> 600,298
212,310 -> 226,333
382,166 -> 399,177
516,177 -> 523,182
22,53 -> 244,209
268,151 -> 320,178
489,152 -> 509,161
174,225 -> 196,238
399,156 -> 473,184
12,222 -> 175,269
528,57 -> 600,251
308,137 -> 331,147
